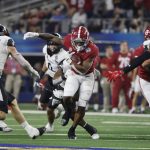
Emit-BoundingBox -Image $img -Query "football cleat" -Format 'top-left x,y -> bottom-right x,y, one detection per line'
0,121 -> 13,132
91,133 -> 100,140
0,127 -> 13,132
32,127 -> 46,139
68,127 -> 77,140
27,126 -> 46,139
112,108 -> 119,113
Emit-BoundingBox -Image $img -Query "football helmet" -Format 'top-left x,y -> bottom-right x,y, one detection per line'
0,24 -> 9,36
71,26 -> 89,52
144,26 -> 150,40
47,33 -> 62,55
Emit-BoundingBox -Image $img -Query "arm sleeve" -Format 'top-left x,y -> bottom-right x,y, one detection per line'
122,51 -> 150,74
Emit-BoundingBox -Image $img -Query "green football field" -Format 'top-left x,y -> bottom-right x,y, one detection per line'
1,105 -> 150,150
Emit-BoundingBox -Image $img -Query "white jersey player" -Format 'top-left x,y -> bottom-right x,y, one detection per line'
32,33 -> 70,133
0,24 -> 45,138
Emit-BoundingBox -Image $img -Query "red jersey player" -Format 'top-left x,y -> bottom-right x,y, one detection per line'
108,41 -> 132,113
104,26 -> 150,108
24,26 -> 100,140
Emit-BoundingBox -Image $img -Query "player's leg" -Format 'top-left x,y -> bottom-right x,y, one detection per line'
0,79 -> 13,132
139,78 -> 150,107
39,82 -> 53,110
140,98 -> 147,113
46,89 -> 63,132
78,119 -> 100,139
100,77 -> 111,112
67,73 -> 94,139
9,98 -> 45,139
111,78 -> 122,113
129,75 -> 141,113
0,110 -> 13,132
63,72 -> 79,126
129,92 -> 139,113
13,74 -> 22,99
4,74 -> 13,93
123,79 -> 132,111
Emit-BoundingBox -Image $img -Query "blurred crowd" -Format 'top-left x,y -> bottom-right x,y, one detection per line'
11,0 -> 150,34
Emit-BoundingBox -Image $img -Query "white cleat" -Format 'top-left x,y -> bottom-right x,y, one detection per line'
0,126 -> 13,132
26,126 -> 45,139
45,123 -> 54,133
0,120 -> 13,132
112,108 -> 119,113
129,108 -> 136,114
91,133 -> 100,140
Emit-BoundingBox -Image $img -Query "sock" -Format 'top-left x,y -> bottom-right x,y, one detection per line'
45,123 -> 53,128
20,121 -> 30,129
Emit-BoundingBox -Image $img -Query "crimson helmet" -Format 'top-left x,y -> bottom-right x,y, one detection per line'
144,26 -> 150,40
0,24 -> 9,36
71,26 -> 89,52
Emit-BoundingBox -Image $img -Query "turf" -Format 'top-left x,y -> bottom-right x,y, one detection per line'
1,110 -> 150,150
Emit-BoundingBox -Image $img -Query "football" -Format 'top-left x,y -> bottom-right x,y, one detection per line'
71,54 -> 81,64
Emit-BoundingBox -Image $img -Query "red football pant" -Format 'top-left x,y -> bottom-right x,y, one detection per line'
111,77 -> 132,109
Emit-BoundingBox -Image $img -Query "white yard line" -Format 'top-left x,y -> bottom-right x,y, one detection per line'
102,121 -> 150,125
1,133 -> 150,137
8,110 -> 150,118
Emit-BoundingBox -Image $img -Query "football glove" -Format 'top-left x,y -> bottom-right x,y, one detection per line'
103,70 -> 124,82
23,32 -> 39,40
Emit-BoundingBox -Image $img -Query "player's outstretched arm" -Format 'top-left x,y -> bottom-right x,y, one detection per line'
8,46 -> 40,79
24,32 -> 63,45
122,50 -> 150,74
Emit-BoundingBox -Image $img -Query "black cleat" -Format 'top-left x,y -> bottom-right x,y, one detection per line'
85,124 -> 97,135
68,127 -> 77,140
61,113 -> 70,126
84,124 -> 100,139
32,127 -> 46,139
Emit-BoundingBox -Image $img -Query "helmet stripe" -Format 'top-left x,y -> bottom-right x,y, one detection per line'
78,26 -> 82,38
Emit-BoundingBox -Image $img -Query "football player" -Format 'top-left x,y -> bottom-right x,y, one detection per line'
108,41 -> 132,113
0,24 -> 45,139
24,26 -> 100,139
33,33 -> 70,133
104,25 -> 150,107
